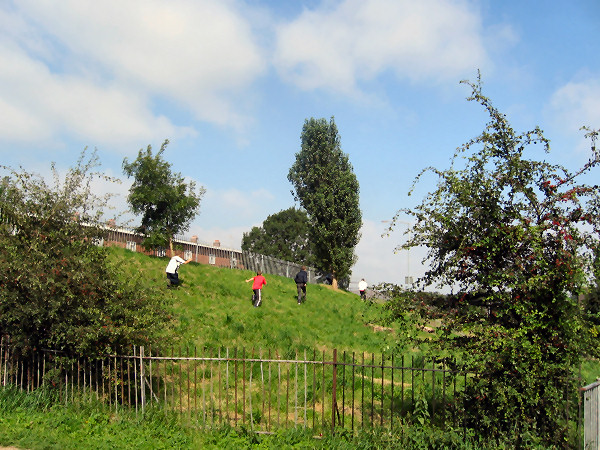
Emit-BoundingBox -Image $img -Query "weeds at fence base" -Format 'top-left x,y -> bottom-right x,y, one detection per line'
0,384 -> 557,449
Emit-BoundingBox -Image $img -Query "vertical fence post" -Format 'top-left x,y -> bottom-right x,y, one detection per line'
341,351 -> 346,429
332,348 -> 337,433
294,350 -> 298,426
140,346 -> 145,413
277,351 -> 281,429
312,349 -> 317,432
581,381 -> 600,450
432,359 -> 436,421
352,352 -> 355,432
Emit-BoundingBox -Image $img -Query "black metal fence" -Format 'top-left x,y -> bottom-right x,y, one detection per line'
1,341 -> 470,434
2,338 -> 589,446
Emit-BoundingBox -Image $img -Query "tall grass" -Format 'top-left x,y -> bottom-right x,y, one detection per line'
0,386 -> 513,449
0,248 -> 588,447
111,247 -> 393,354
0,385 -> 194,449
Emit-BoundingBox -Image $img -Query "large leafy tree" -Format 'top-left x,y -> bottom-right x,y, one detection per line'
241,207 -> 315,266
0,151 -> 169,357
288,117 -> 362,288
122,140 -> 205,253
388,76 -> 600,445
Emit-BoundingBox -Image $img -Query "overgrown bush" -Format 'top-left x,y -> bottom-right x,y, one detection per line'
0,150 -> 169,357
385,74 -> 600,446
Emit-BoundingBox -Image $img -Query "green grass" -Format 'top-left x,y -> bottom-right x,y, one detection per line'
0,386 -> 504,449
1,247 -> 593,448
112,247 -> 600,384
111,247 -> 394,354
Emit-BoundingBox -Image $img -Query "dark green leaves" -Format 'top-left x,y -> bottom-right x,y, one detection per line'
122,140 -> 205,251
241,207 -> 315,265
388,75 -> 600,444
288,117 -> 362,285
0,150 -> 169,357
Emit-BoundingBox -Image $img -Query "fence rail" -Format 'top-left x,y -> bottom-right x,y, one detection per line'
581,380 -> 600,449
2,339 -> 589,445
1,340 -> 470,434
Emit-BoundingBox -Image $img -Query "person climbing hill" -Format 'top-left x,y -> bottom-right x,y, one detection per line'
294,266 -> 308,304
245,271 -> 267,307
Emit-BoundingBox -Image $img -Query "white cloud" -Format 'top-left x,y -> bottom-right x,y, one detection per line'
205,187 -> 275,220
0,0 -> 266,146
352,219 -> 429,286
0,41 -> 188,146
549,77 -> 600,135
187,186 -> 278,235
274,0 -> 492,94
19,0 -> 264,124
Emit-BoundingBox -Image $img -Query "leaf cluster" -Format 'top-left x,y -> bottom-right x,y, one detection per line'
0,151 -> 169,357
241,207 -> 315,266
387,74 -> 600,444
122,139 -> 205,250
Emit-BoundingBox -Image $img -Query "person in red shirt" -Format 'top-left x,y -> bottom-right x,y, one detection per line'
245,271 -> 267,307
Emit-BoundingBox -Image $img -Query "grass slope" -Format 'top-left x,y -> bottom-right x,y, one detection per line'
112,247 -> 393,355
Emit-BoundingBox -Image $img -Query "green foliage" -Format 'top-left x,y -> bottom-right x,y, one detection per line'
122,139 -> 205,251
241,207 -> 315,266
584,247 -> 600,319
288,117 -> 362,286
388,74 -> 600,444
107,247 -> 387,353
0,151 -> 169,357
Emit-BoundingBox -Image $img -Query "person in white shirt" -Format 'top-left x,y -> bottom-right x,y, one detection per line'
165,255 -> 192,287
358,278 -> 368,300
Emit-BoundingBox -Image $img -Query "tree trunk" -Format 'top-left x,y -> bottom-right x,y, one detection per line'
332,276 -> 338,289
169,237 -> 174,257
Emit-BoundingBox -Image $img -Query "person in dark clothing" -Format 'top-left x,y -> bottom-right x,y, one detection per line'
294,266 -> 308,304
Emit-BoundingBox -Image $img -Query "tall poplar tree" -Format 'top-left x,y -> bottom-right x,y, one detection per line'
288,117 -> 362,288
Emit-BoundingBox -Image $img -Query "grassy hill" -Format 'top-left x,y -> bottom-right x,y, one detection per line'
112,247 -> 394,355
110,247 -> 600,383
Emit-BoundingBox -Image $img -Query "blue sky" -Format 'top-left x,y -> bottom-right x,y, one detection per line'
1,0 -> 599,288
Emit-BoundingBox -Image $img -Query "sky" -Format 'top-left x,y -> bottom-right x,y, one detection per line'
1,0 -> 599,289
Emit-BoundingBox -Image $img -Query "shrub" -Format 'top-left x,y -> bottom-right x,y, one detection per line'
0,150 -> 169,357
386,74 -> 600,445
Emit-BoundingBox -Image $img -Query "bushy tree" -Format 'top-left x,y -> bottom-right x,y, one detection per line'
288,117 -> 362,288
122,140 -> 205,253
241,207 -> 315,265
388,76 -> 600,445
0,151 -> 169,357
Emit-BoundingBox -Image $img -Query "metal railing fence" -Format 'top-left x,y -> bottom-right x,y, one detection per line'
1,338 -> 588,445
239,252 -> 322,284
1,340 -> 469,434
104,225 -> 324,284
